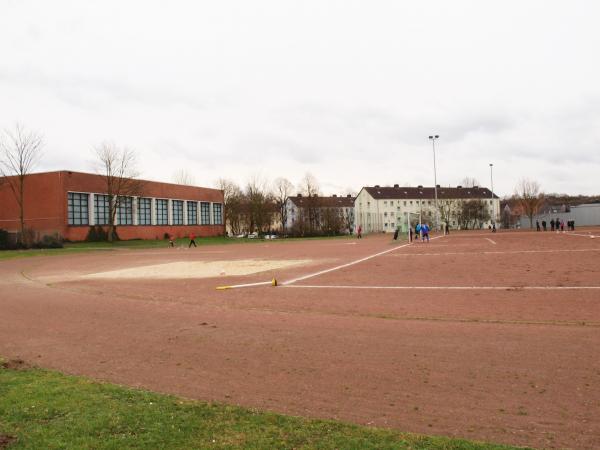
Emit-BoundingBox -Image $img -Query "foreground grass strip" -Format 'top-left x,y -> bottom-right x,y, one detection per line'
0,363 -> 522,450
0,235 -> 354,261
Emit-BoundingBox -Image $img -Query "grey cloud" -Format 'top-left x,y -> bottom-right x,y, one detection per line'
0,66 -> 216,111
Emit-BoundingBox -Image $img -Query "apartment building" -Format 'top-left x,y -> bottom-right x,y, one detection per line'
355,184 -> 500,233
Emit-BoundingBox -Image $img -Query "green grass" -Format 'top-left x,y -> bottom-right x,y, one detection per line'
0,235 -> 354,262
0,362 -> 522,450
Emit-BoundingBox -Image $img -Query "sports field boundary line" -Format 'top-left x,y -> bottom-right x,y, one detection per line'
284,285 -> 600,290
485,238 -> 497,245
281,236 -> 444,286
565,232 -> 598,239
390,248 -> 600,257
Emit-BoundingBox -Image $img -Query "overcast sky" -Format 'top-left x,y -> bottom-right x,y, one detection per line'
1,1 -> 599,196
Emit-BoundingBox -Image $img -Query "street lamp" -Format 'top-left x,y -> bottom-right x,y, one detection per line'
429,135 -> 440,231
489,163 -> 495,225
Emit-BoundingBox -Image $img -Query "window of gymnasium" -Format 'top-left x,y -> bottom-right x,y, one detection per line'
156,199 -> 168,225
138,198 -> 151,225
68,192 -> 89,225
403,201 -> 407,206
187,201 -> 198,225
213,203 -> 223,225
200,202 -> 211,225
384,201 -> 387,206
94,194 -> 110,225
172,200 -> 184,225
118,196 -> 133,225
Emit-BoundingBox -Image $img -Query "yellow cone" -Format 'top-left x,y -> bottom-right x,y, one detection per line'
271,278 -> 278,287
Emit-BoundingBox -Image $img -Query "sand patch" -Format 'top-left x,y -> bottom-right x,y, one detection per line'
84,259 -> 311,279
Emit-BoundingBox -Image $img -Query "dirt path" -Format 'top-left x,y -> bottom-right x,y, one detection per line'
1,230 -> 599,449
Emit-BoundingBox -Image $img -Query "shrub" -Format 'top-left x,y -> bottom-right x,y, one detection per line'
32,233 -> 64,249
86,225 -> 108,242
0,229 -> 9,250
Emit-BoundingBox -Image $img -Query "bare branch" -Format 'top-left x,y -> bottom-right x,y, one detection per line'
514,178 -> 544,229
0,123 -> 44,244
93,142 -> 142,241
172,169 -> 196,186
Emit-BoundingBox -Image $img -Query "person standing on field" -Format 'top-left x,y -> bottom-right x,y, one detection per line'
550,219 -> 555,231
542,220 -> 547,231
421,223 -> 430,242
189,232 -> 197,248
536,220 -> 541,231
357,225 -> 362,239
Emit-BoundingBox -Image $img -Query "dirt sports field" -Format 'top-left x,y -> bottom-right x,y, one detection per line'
1,229 -> 600,449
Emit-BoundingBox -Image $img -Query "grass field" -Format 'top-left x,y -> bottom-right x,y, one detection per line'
0,361 -> 518,450
0,235 -> 353,261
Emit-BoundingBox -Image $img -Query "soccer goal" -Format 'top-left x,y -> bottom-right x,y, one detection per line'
405,211 -> 422,243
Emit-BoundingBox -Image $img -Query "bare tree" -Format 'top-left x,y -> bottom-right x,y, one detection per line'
216,178 -> 244,235
94,142 -> 143,242
437,199 -> 460,228
457,199 -> 491,229
172,169 -> 196,186
460,177 -> 480,187
273,177 -> 293,232
245,175 -> 275,233
515,179 -> 544,228
298,173 -> 321,233
0,124 -> 43,244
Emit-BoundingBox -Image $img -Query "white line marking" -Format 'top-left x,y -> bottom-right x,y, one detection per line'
389,248 -> 600,257
284,285 -> 600,290
282,236 -> 444,286
217,280 -> 273,290
485,238 -> 497,245
566,233 -> 597,239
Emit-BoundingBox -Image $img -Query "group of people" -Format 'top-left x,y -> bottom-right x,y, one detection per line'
536,219 -> 575,232
168,233 -> 198,248
409,222 -> 431,243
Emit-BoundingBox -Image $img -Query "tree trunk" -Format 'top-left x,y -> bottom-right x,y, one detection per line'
19,175 -> 25,245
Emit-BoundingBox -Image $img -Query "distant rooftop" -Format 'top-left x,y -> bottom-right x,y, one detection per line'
363,185 -> 499,200
288,194 -> 355,208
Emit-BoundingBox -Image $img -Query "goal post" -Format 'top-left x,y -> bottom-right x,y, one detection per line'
405,211 -> 422,243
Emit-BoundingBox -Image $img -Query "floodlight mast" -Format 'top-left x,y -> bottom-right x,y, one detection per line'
429,135 -> 440,231
489,163 -> 495,225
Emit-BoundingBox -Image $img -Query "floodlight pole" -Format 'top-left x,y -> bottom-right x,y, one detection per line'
489,163 -> 495,225
429,135 -> 440,231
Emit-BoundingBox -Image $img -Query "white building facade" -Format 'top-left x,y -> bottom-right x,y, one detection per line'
355,184 -> 501,233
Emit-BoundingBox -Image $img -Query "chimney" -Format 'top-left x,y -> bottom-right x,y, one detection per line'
457,185 -> 462,189
393,184 -> 399,188
332,194 -> 337,197
436,184 -> 440,188
297,193 -> 302,197
473,185 -> 479,189
374,185 -> 380,188
417,185 -> 423,188
347,194 -> 352,197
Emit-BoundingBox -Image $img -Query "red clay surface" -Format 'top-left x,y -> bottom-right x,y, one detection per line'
1,229 -> 600,449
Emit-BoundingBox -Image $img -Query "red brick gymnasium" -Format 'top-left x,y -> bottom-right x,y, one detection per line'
0,171 -> 225,241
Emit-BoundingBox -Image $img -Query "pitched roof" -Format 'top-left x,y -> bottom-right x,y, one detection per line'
288,195 -> 355,208
362,185 -> 499,200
